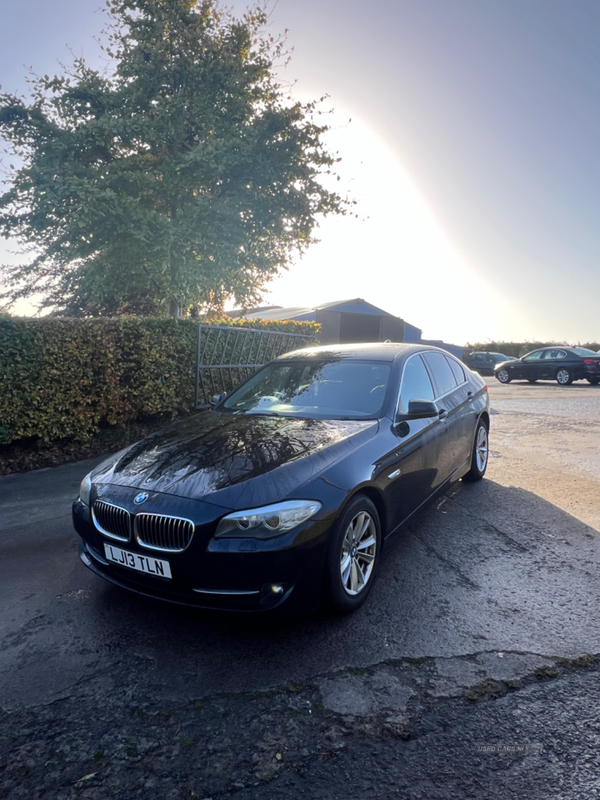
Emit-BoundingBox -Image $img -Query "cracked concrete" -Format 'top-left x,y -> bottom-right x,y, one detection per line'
1,649 -> 599,799
317,666 -> 415,717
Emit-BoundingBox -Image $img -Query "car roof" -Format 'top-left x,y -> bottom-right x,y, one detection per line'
277,342 -> 452,363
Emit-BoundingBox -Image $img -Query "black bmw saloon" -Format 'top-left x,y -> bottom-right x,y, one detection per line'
494,346 -> 600,385
73,343 -> 490,614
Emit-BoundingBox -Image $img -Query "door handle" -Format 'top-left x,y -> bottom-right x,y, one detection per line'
438,408 -> 448,420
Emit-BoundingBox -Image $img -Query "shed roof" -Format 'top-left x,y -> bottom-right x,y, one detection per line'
236,297 -> 401,322
313,298 -> 396,317
241,306 -> 316,321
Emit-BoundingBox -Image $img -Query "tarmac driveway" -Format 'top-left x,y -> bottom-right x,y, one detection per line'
1,381 -> 599,798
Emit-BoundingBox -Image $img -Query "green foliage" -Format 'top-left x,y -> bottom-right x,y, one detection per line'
0,316 -> 318,445
0,0 -> 348,317
465,341 -> 600,357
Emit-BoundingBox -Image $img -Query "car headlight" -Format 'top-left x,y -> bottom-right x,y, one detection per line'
214,500 -> 322,539
79,472 -> 93,506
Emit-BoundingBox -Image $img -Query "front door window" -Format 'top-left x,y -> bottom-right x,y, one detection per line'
523,350 -> 544,362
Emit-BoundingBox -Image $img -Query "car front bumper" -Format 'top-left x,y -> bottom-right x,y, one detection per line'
73,499 -> 331,613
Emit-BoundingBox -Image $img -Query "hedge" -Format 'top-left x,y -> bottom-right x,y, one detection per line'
0,317 -> 319,445
465,340 -> 600,358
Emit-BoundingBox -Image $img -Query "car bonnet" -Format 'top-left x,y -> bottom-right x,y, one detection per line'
91,412 -> 379,508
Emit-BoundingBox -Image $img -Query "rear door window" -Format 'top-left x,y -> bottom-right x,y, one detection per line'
422,352 -> 457,398
543,349 -> 567,360
446,356 -> 466,385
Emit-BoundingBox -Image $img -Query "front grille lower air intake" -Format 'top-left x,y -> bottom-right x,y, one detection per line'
92,501 -> 131,542
135,513 -> 195,552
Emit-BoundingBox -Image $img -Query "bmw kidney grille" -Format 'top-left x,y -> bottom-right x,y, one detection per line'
92,501 -> 195,552
92,501 -> 130,542
135,513 -> 195,552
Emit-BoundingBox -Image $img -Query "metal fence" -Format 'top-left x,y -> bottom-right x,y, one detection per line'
194,324 -> 315,408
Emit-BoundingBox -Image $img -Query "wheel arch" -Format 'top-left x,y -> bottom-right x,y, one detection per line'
555,366 -> 573,385
321,485 -> 386,612
478,409 -> 490,430
338,485 -> 388,545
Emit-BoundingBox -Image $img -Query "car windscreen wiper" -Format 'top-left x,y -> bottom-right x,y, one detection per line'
244,410 -> 284,417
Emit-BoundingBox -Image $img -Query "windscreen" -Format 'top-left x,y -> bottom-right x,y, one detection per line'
221,360 -> 391,419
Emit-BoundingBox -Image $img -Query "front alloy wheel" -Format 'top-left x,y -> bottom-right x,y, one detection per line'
325,495 -> 381,613
556,368 -> 573,385
340,512 -> 377,596
496,369 -> 511,384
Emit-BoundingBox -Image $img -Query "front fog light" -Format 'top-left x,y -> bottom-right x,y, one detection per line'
260,583 -> 289,604
215,500 -> 322,539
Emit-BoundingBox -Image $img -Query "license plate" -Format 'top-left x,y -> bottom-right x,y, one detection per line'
104,543 -> 172,579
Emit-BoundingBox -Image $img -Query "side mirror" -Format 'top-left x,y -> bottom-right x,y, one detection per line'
210,393 -> 227,407
404,399 -> 440,419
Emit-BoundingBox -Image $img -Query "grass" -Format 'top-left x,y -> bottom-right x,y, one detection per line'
464,680 -> 506,702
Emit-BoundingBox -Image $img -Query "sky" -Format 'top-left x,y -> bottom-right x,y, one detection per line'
1,0 -> 600,346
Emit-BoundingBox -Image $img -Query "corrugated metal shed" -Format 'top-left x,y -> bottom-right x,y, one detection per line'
242,307 -> 316,321
226,298 -> 430,347
224,299 -> 461,353
314,298 -> 395,317
422,339 -> 464,359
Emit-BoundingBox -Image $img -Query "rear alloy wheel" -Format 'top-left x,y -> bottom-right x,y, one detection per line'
325,495 -> 381,613
556,368 -> 573,386
463,419 -> 489,482
496,369 -> 511,384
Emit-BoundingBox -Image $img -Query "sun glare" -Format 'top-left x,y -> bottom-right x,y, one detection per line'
264,112 -> 520,345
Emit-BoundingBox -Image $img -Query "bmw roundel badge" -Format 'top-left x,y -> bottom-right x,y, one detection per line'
134,492 -> 149,505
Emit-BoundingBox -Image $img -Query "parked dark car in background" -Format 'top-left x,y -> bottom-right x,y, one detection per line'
495,347 -> 600,385
73,343 -> 490,615
464,351 -> 516,376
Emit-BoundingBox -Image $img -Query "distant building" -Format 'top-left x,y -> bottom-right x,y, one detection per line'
227,297 -> 462,356
421,339 -> 465,360
232,298 -> 422,346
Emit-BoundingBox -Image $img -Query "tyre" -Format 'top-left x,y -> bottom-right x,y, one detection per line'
496,369 -> 511,384
324,495 -> 381,613
556,368 -> 573,385
587,378 -> 599,385
463,419 -> 489,482
527,379 -> 537,383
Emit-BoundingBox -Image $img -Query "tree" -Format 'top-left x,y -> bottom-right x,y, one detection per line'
0,0 -> 347,317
